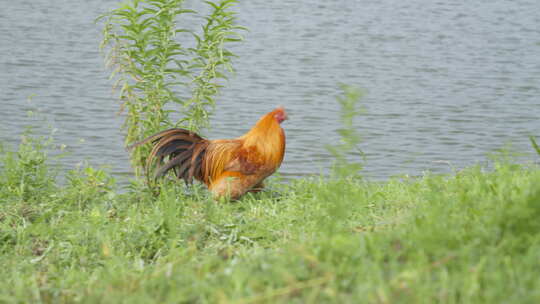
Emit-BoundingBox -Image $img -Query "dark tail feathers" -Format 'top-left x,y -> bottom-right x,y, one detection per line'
129,128 -> 209,183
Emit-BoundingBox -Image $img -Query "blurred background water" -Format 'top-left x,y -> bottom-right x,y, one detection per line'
1,0 -> 539,184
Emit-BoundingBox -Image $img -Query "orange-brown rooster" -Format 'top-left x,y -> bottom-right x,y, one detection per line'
130,107 -> 287,200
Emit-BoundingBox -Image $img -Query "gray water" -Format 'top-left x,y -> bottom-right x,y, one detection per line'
1,0 -> 539,183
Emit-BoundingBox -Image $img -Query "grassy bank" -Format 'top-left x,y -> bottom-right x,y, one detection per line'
1,137 -> 540,303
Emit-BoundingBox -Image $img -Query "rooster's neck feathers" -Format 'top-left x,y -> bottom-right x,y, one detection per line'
239,111 -> 286,166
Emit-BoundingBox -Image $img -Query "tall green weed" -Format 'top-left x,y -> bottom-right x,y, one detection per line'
326,84 -> 365,179
99,0 -> 245,174
0,133 -> 57,204
530,135 -> 540,157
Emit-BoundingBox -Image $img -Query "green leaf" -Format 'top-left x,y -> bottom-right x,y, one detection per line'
530,136 -> 540,157
204,1 -> 220,10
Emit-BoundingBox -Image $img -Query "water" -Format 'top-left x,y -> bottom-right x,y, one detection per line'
1,0 -> 539,183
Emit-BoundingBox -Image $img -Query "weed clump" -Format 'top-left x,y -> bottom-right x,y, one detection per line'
99,0 -> 245,174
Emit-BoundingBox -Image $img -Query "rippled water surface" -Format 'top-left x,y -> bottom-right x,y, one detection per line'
1,0 -> 539,183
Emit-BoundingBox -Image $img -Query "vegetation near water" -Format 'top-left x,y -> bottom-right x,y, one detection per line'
99,0 -> 245,174
1,131 -> 540,303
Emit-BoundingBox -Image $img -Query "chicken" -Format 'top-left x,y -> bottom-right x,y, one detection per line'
129,107 -> 287,200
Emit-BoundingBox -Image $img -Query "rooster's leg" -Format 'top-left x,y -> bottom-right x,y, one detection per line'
248,182 -> 265,193
209,173 -> 261,201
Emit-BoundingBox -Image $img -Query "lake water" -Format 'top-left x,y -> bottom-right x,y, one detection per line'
1,0 -> 539,184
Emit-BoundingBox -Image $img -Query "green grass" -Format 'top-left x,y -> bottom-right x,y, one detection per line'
1,137 -> 540,303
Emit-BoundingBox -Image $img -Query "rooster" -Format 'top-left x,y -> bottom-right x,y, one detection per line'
129,107 -> 287,200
